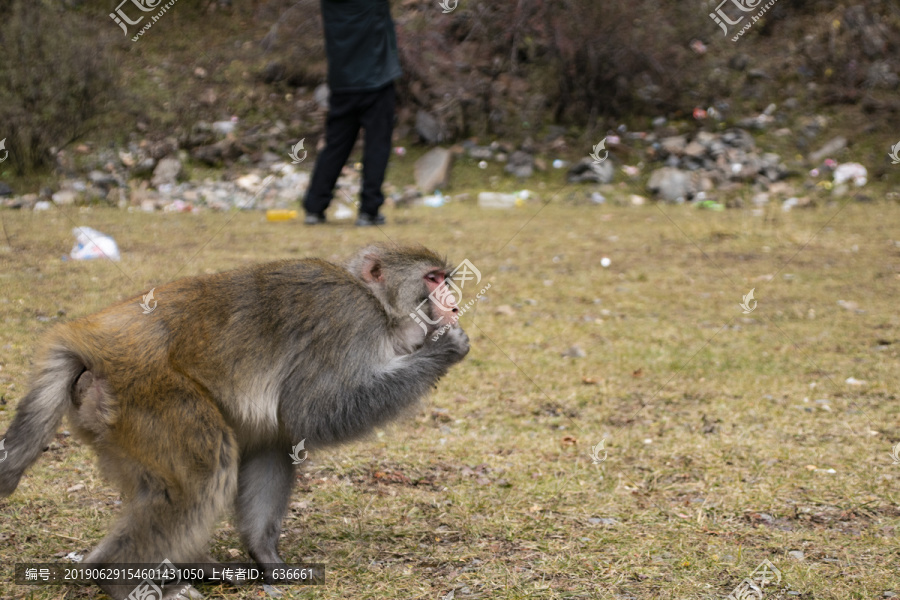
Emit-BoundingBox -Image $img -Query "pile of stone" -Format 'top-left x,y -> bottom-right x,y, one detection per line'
644,128 -> 789,203
3,161 -> 312,213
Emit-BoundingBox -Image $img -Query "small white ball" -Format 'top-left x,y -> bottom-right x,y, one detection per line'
600,257 -> 611,268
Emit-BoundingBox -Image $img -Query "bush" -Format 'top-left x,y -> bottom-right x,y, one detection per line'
0,0 -> 117,175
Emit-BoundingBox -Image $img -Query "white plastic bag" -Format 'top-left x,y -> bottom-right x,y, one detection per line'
833,162 -> 867,187
70,226 -> 121,261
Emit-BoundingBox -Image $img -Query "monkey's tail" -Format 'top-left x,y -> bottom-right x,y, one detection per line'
0,342 -> 87,497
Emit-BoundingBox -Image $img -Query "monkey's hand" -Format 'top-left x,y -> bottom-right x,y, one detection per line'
424,324 -> 469,363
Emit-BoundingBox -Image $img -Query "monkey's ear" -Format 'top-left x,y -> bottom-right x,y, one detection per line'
348,246 -> 386,283
360,256 -> 384,283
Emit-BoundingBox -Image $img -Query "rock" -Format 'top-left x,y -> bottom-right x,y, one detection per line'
660,135 -> 688,155
809,136 -> 847,164
212,120 -> 237,136
262,61 -> 286,84
788,550 -> 805,560
721,128 -> 755,151
647,167 -> 692,202
52,190 -> 79,205
467,145 -> 493,160
133,157 -> 157,178
235,174 -> 263,193
414,147 -> 452,193
185,121 -> 215,148
566,158 -> 614,184
630,194 -> 647,206
683,141 -> 705,158
88,171 -> 118,190
151,158 -> 183,188
192,139 -> 240,166
313,83 -> 330,110
0,182 -> 12,197
415,110 -> 444,144
504,151 -> 534,178
728,53 -> 749,71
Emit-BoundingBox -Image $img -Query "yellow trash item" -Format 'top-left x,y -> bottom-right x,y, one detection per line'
266,209 -> 298,222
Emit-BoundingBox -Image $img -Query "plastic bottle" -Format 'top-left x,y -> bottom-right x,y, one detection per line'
266,209 -> 298,221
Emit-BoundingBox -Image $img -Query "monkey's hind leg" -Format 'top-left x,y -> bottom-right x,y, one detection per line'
234,446 -> 295,580
82,386 -> 239,600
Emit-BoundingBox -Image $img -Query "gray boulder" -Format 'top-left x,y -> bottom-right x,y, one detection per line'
414,147 -> 453,193
647,167 -> 692,203
152,157 -> 183,189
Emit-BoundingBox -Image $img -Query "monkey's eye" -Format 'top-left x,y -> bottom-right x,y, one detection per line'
425,272 -> 445,284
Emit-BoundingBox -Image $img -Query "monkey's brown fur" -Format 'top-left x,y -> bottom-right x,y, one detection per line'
0,244 -> 469,599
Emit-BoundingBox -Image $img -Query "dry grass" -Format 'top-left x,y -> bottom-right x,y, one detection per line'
1,197 -> 899,599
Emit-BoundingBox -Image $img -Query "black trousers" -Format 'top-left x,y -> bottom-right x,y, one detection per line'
303,82 -> 396,217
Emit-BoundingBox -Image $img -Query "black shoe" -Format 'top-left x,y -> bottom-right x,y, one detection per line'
304,213 -> 326,225
355,213 -> 386,227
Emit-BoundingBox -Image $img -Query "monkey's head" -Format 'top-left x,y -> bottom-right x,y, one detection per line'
348,244 -> 460,332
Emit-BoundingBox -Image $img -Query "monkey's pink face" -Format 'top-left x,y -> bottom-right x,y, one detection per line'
424,269 -> 460,325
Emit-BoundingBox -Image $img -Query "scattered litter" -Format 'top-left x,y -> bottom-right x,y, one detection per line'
70,227 -> 120,261
33,200 -> 52,211
393,146 -> 406,156
805,465 -> 837,474
690,39 -> 707,54
697,199 -> 724,211
65,552 -> 84,562
788,550 -> 804,560
587,517 -> 619,526
333,203 -> 354,220
600,257 -> 611,268
561,345 -> 586,358
478,160 -> 488,169
423,191 -> 446,207
266,209 -> 297,222
833,162 -> 867,187
845,377 -> 867,386
163,199 -> 193,213
552,159 -> 567,169
478,192 -> 520,209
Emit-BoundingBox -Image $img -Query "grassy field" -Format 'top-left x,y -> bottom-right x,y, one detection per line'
0,197 -> 898,599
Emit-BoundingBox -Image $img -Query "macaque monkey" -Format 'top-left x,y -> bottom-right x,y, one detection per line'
0,244 -> 469,599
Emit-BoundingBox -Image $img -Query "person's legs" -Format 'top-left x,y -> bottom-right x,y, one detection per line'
303,91 -> 362,218
358,82 -> 396,218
